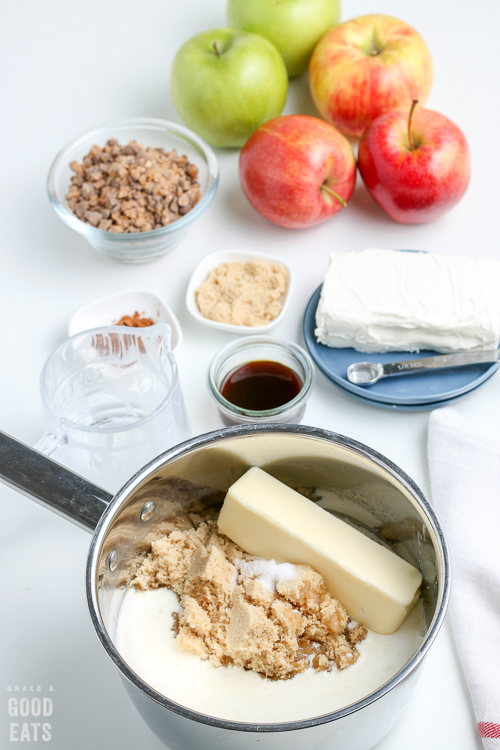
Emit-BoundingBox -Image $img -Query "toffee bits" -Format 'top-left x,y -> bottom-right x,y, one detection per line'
66,139 -> 201,233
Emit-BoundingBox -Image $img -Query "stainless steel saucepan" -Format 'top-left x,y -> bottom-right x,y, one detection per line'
0,425 -> 450,750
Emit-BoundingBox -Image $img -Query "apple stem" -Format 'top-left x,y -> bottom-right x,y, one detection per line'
408,99 -> 419,151
321,183 -> 347,208
213,41 -> 221,56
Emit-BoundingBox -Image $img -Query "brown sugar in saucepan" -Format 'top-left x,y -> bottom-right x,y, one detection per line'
130,519 -> 367,681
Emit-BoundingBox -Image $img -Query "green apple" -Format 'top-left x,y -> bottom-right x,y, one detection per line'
227,0 -> 340,78
170,28 -> 288,148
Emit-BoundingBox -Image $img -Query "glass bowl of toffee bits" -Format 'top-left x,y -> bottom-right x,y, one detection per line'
47,118 -> 219,263
208,336 -> 315,426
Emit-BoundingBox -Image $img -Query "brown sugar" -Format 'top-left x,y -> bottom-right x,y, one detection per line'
131,519 -> 367,680
195,260 -> 288,327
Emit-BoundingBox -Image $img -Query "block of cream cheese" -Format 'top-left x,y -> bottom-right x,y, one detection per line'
217,467 -> 422,635
315,248 -> 500,353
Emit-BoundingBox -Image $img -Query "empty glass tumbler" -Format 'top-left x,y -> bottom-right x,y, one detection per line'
36,324 -> 190,492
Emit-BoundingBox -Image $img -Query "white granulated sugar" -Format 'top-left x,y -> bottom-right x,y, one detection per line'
230,567 -> 238,589
236,558 -> 297,591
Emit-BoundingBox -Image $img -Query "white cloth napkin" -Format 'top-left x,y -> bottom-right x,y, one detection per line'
428,407 -> 500,749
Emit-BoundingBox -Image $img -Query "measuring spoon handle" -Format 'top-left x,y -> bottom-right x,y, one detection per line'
382,349 -> 500,377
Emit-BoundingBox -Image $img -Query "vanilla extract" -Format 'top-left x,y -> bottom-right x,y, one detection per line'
220,360 -> 302,411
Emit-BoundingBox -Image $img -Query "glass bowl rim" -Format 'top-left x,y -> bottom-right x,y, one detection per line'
47,116 -> 219,242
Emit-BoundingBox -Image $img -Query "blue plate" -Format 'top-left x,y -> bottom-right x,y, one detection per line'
326,371 -> 489,411
303,285 -> 500,406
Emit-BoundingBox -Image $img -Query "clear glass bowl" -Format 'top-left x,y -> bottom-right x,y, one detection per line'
47,118 -> 219,263
208,336 -> 315,426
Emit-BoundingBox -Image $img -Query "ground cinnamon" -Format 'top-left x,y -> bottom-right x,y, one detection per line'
116,311 -> 155,328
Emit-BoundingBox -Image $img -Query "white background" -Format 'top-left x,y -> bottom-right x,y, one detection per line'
0,0 -> 497,747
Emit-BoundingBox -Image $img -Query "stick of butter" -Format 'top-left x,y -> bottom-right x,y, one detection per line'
217,467 -> 422,635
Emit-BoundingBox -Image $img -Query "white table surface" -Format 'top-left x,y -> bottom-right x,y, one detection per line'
0,0 -> 497,747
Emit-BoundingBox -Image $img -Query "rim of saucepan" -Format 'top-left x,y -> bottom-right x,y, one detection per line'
86,423 -> 450,733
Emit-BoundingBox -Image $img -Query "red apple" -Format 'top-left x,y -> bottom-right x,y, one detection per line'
309,15 -> 433,138
357,101 -> 471,224
239,115 -> 356,229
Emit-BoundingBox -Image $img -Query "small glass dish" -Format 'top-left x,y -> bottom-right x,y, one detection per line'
47,117 -> 219,263
186,250 -> 293,334
208,336 -> 314,426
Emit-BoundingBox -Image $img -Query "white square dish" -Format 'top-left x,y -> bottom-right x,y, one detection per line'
68,289 -> 183,352
185,250 -> 293,333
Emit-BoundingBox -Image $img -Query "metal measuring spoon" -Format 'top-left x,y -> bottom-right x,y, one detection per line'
347,349 -> 500,386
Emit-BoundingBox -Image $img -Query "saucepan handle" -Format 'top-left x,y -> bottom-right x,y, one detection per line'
0,430 -> 113,533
